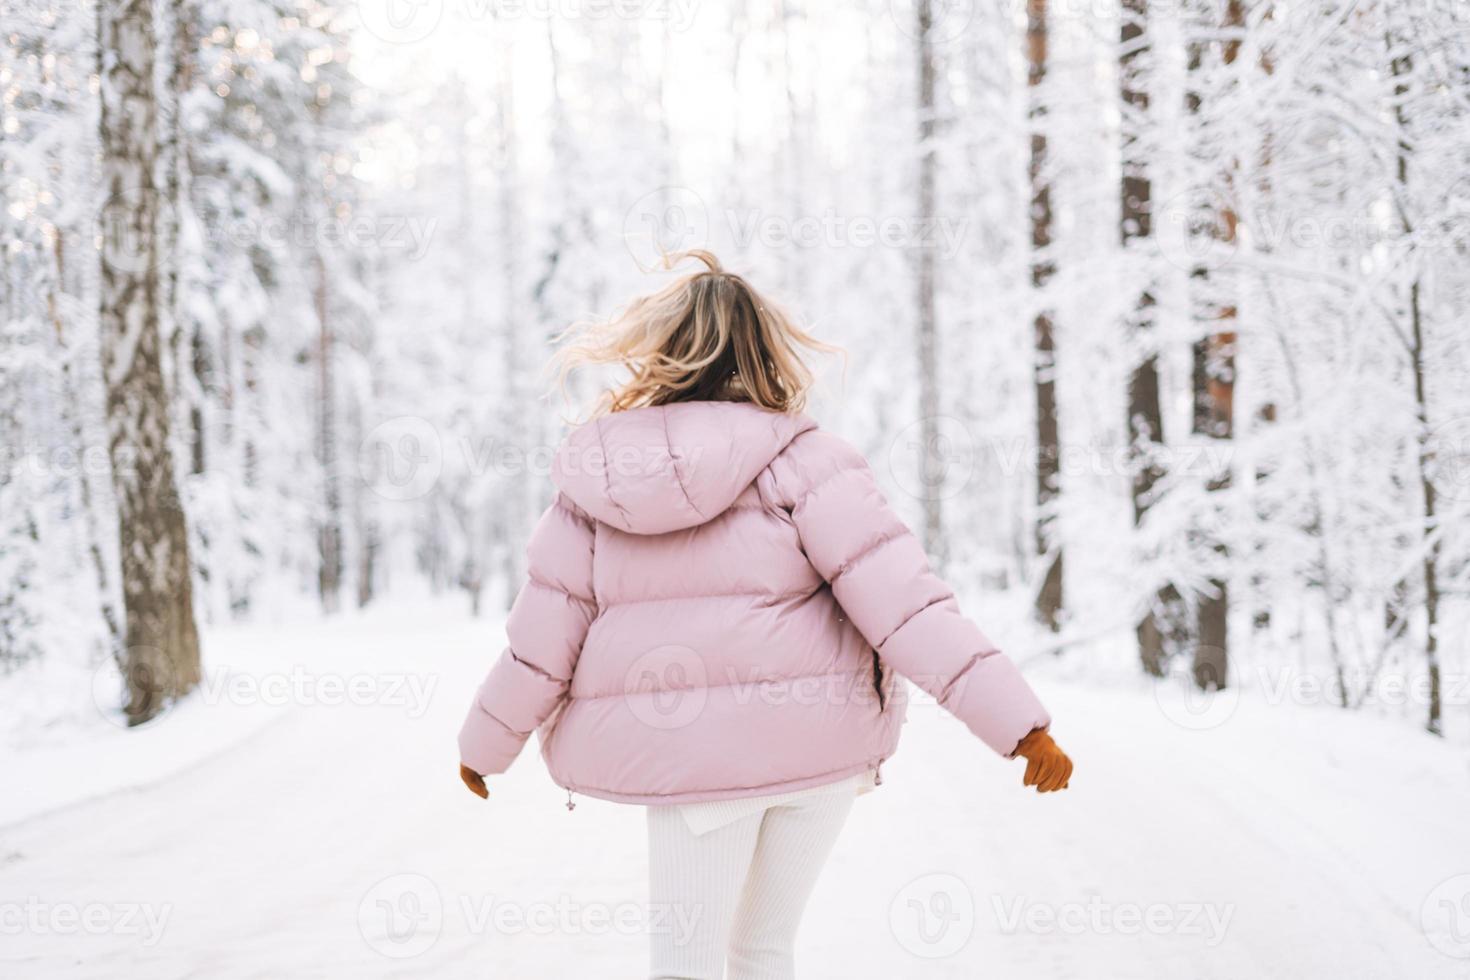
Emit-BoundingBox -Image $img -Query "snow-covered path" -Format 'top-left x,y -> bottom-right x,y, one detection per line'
3,600 -> 1468,978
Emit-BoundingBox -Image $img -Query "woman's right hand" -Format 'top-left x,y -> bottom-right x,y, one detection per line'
459,763 -> 489,799
1014,729 -> 1072,792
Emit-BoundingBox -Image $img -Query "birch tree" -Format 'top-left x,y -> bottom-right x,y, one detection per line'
914,0 -> 945,566
98,0 -> 202,723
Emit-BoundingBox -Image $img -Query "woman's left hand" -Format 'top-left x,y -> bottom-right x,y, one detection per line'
459,764 -> 489,799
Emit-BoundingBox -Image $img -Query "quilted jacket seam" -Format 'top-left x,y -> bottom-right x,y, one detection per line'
937,646 -> 1001,704
829,529 -> 904,583
598,586 -> 816,608
506,648 -> 566,685
471,698 -> 533,739
523,574 -> 596,610
593,416 -> 634,527
876,592 -> 950,650
664,408 -> 707,522
560,759 -> 880,800
791,462 -> 870,512
567,665 -> 873,703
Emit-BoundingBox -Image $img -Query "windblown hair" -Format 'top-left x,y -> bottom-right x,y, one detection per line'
555,250 -> 837,416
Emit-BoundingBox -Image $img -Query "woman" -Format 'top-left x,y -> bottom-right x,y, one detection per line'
457,250 -> 1072,979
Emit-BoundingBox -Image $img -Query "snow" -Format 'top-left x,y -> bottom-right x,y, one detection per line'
3,596 -> 1467,978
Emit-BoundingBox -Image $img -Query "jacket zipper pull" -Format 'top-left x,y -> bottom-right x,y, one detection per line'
565,789 -> 577,812
874,760 -> 884,786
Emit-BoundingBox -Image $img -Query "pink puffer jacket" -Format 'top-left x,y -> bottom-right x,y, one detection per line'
457,400 -> 1050,804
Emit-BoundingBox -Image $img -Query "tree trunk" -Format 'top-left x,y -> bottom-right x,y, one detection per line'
50,235 -> 123,655
915,0 -> 946,567
1185,0 -> 1243,690
1389,41 -> 1442,736
315,251 -> 342,613
98,0 -> 202,724
1248,21 -> 1276,636
1027,0 -> 1063,632
1119,0 -> 1184,677
1192,327 -> 1234,691
495,18 -> 526,609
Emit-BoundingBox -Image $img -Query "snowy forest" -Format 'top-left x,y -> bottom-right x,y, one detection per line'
6,0 -> 1466,732
3,0 -> 1470,974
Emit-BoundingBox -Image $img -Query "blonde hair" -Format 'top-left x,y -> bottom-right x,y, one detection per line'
554,250 -> 838,416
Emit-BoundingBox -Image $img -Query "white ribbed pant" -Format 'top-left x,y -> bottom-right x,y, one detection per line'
646,791 -> 854,980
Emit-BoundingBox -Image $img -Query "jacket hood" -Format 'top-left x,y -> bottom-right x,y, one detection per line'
551,401 -> 817,534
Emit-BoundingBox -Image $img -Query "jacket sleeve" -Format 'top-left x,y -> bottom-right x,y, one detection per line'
458,493 -> 597,776
775,431 -> 1050,757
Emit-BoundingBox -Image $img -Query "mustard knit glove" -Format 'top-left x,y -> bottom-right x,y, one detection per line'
1014,728 -> 1072,793
459,763 -> 488,799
